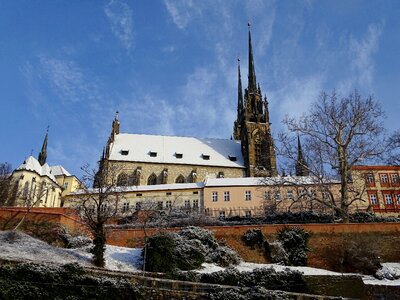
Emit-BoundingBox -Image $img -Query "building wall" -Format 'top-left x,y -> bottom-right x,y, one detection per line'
11,170 -> 62,207
65,186 -> 203,213
202,181 -> 364,218
352,166 -> 400,215
54,175 -> 80,197
108,160 -> 245,186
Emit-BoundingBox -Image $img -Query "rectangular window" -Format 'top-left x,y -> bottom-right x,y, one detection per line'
245,190 -> 251,201
166,192 -> 172,195
384,194 -> 393,205
365,173 -> 375,185
224,191 -> 230,201
122,202 -> 129,212
185,200 -> 191,208
369,193 -> 378,205
275,192 -> 281,201
202,154 -> 210,160
391,174 -> 399,186
149,151 -> 157,157
212,191 -> 218,202
380,174 -> 389,186
193,191 -> 198,194
121,150 -> 129,155
136,193 -> 142,197
157,201 -> 163,210
193,199 -> 199,208
396,194 -> 400,205
264,191 -> 271,200
287,190 -> 293,199
175,153 -> 183,159
100,204 -> 107,212
166,200 -> 172,208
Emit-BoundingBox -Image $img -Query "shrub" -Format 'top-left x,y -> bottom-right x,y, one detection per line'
276,227 -> 310,266
174,235 -> 206,270
143,226 -> 241,272
264,240 -> 289,265
208,245 -> 241,267
143,233 -> 176,272
342,240 -> 382,275
242,229 -> 264,248
197,267 -> 307,293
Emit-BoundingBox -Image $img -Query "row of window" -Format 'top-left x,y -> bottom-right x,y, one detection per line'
368,192 -> 400,206
120,149 -> 237,162
365,173 -> 400,187
211,189 -> 328,202
121,199 -> 200,212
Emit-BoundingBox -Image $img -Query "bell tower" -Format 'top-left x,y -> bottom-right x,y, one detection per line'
233,25 -> 277,177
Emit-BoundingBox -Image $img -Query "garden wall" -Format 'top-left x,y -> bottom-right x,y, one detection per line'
106,223 -> 400,270
0,207 -> 85,233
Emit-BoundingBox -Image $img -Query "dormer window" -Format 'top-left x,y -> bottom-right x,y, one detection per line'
121,150 -> 129,156
202,154 -> 210,160
175,153 -> 183,159
149,151 -> 157,157
228,155 -> 237,161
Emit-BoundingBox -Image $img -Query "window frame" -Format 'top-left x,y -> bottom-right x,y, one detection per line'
245,190 -> 251,201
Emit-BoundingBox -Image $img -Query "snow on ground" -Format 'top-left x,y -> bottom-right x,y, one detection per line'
197,261 -> 347,276
0,231 -> 142,272
1,230 -> 399,286
362,263 -> 400,286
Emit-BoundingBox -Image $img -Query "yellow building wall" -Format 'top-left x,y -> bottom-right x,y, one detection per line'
11,170 -> 62,208
64,186 -> 203,213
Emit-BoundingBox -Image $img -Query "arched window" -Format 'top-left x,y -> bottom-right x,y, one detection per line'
147,173 -> 157,185
22,182 -> 29,199
253,130 -> 263,166
117,173 -> 128,186
175,175 -> 185,183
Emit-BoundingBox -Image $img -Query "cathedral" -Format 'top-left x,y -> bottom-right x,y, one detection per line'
98,28 -> 281,187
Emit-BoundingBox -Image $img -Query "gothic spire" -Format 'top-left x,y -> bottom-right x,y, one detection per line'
38,126 -> 48,166
295,135 -> 309,176
248,23 -> 257,93
237,58 -> 243,118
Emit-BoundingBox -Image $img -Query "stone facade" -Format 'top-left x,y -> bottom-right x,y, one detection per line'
109,160 -> 245,186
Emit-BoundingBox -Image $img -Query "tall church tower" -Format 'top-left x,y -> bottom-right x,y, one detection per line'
233,25 -> 277,177
38,127 -> 48,166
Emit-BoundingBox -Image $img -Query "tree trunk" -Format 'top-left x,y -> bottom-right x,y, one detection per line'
92,224 -> 106,267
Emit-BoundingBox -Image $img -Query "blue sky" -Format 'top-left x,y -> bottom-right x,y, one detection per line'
1,0 -> 399,177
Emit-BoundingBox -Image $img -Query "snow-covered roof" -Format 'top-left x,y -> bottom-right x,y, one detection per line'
72,182 -> 204,195
204,176 -> 339,187
15,156 -> 58,183
50,165 -> 71,177
108,133 -> 245,168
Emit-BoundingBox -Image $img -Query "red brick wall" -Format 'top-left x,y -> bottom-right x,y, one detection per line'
106,223 -> 400,270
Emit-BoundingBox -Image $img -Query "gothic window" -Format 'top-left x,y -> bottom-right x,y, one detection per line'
253,131 -> 263,166
117,173 -> 128,186
22,182 -> 29,199
175,175 -> 185,183
147,173 -> 157,185
189,170 -> 197,183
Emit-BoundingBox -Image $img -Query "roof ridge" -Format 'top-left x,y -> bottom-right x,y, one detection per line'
117,132 -> 233,141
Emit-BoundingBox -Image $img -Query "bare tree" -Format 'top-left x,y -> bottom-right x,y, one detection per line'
73,163 -> 123,267
0,162 -> 15,206
387,130 -> 400,165
13,179 -> 58,230
281,90 -> 386,222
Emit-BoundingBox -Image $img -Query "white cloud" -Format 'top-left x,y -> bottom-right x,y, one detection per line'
164,0 -> 198,29
39,56 -> 99,104
349,22 -> 383,87
271,75 -> 324,121
104,0 -> 134,51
